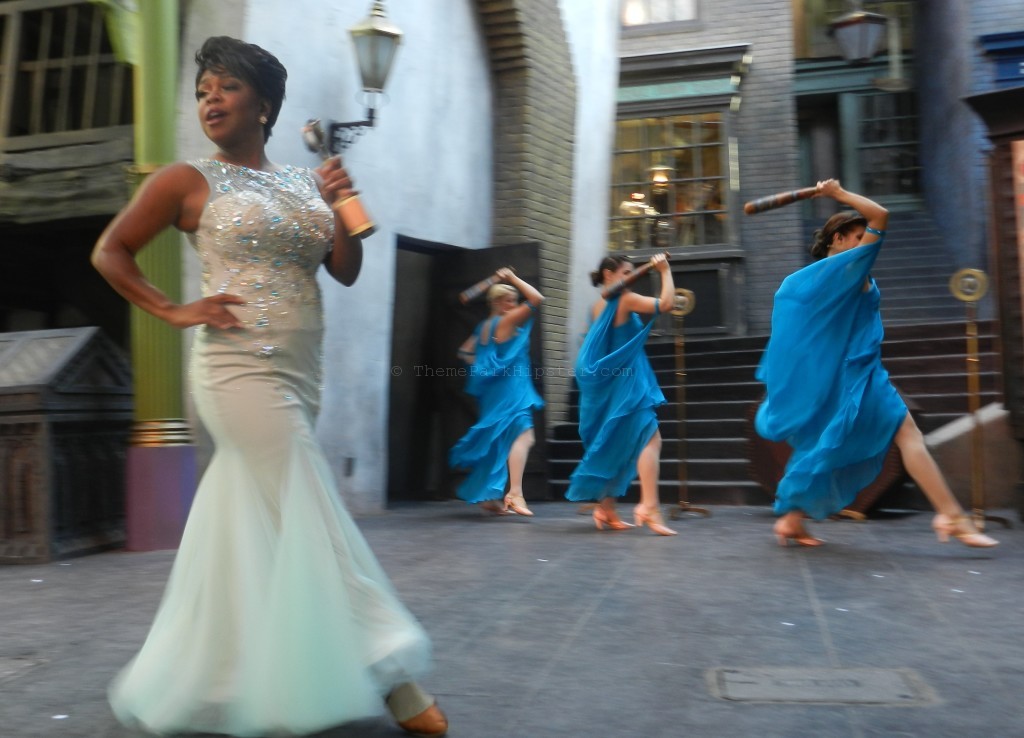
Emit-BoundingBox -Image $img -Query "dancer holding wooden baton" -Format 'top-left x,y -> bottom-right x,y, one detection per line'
755,179 -> 997,548
450,268 -> 545,516
565,253 -> 677,535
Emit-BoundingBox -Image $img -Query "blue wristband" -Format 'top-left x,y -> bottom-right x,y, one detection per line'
865,226 -> 885,236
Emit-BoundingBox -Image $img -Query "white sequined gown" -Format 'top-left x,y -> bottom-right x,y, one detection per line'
109,160 -> 431,736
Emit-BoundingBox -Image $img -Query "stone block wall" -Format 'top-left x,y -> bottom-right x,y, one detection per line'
476,0 -> 576,421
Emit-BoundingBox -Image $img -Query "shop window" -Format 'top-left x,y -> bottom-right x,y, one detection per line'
0,1 -> 132,146
621,0 -> 698,27
609,112 -> 727,251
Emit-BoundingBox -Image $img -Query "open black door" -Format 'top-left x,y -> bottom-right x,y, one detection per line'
388,239 -> 547,503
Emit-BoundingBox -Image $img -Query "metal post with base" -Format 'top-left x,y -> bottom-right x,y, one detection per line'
949,268 -> 1011,531
668,288 -> 710,520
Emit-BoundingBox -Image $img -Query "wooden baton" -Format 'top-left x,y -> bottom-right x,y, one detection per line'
458,267 -> 516,305
601,253 -> 670,299
743,186 -> 817,215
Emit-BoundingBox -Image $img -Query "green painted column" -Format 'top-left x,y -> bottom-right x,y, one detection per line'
116,0 -> 196,551
130,0 -> 185,426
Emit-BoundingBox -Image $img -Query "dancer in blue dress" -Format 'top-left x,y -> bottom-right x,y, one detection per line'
450,269 -> 544,516
92,37 -> 447,736
566,253 -> 677,536
756,179 -> 997,548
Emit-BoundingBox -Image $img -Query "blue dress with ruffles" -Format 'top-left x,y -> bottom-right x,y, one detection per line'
449,312 -> 544,503
565,295 -> 666,501
755,238 -> 907,520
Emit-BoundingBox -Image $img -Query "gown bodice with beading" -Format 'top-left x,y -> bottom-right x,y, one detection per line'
187,160 -> 333,355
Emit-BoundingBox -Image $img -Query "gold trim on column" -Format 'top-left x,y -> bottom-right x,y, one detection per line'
130,419 -> 195,447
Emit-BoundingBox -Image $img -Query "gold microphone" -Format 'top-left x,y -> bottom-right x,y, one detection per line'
301,119 -> 377,239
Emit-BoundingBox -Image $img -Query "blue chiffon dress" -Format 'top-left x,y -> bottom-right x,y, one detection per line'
755,238 -> 907,520
449,311 -> 544,503
565,295 -> 666,501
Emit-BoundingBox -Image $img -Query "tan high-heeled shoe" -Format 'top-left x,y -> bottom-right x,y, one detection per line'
932,513 -> 999,548
593,506 -> 633,530
633,504 -> 677,536
387,683 -> 449,737
772,518 -> 823,547
479,500 -> 507,516
504,492 -> 533,517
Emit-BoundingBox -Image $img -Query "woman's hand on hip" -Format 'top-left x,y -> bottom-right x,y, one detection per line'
162,294 -> 245,330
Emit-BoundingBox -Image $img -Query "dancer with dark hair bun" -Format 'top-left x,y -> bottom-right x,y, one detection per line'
756,179 -> 998,549
92,36 -> 447,736
566,253 -> 677,536
450,268 -> 544,516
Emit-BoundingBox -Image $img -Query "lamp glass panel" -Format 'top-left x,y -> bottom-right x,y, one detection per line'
352,33 -> 400,91
833,19 -> 886,62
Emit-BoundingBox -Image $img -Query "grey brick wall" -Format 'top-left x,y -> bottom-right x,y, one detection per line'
619,3 -> 805,333
917,1 -> 1024,276
475,0 -> 576,423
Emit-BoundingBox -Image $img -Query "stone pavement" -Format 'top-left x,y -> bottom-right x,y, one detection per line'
1,503 -> 1022,738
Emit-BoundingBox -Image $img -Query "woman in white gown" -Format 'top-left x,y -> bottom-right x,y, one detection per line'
92,36 -> 447,737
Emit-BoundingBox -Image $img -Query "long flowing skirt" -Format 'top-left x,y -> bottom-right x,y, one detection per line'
109,328 -> 431,736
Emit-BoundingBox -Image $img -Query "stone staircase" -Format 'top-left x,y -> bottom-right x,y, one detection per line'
547,321 -> 1000,505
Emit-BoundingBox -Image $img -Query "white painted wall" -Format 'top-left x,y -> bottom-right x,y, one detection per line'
177,1 -> 494,512
559,0 -> 621,357
174,1 -> 620,511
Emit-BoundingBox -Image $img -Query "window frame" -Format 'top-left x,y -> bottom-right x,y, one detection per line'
609,109 -> 732,253
0,0 -> 133,151
620,0 -> 702,36
611,45 -> 749,255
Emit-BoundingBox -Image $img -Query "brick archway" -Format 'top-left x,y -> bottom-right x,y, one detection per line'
474,0 -> 576,422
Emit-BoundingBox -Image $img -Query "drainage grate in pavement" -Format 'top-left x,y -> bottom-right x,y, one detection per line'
0,657 -> 44,684
708,667 -> 938,706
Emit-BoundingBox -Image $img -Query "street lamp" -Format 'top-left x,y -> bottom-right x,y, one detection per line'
305,1 -> 403,154
828,5 -> 888,64
829,2 -> 908,91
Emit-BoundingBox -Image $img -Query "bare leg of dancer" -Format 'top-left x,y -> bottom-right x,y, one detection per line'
892,413 -> 997,547
504,428 -> 535,516
633,431 -> 676,535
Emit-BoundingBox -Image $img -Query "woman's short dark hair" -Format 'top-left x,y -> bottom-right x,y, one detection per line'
590,255 -> 629,287
810,210 -> 867,260
195,36 -> 287,142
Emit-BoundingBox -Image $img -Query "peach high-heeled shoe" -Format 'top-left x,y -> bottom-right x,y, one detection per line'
593,506 -> 633,530
772,518 -> 823,547
504,492 -> 533,517
479,500 -> 507,516
932,513 -> 999,548
633,504 -> 677,536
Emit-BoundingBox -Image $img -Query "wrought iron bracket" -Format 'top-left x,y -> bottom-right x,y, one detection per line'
327,108 -> 376,153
